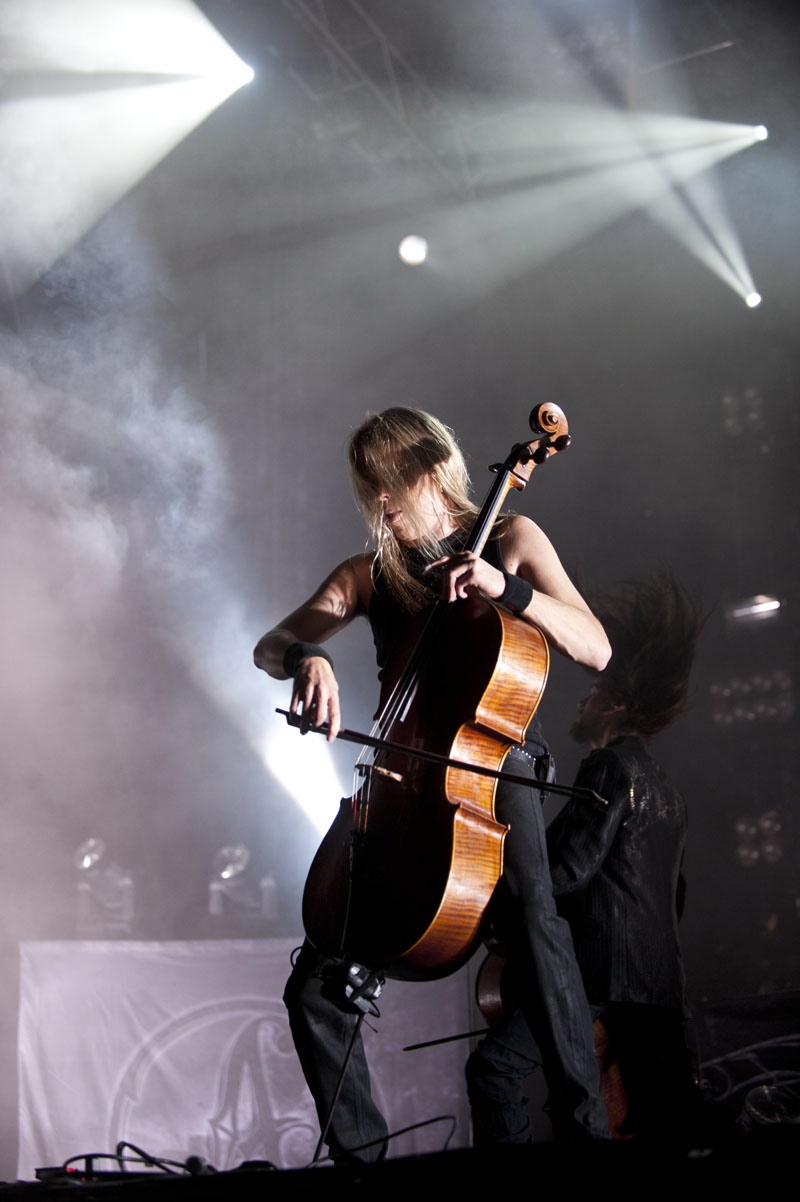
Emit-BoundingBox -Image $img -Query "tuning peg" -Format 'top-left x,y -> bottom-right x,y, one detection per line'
554,434 -> 571,452
532,445 -> 551,465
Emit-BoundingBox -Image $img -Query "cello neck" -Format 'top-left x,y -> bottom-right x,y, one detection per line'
466,403 -> 571,555
465,449 -> 529,557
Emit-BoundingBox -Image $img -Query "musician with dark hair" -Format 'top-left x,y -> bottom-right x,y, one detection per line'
548,574 -> 704,1134
466,574 -> 703,1139
254,407 -> 611,1159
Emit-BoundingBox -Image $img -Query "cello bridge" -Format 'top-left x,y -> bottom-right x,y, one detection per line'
357,763 -> 403,784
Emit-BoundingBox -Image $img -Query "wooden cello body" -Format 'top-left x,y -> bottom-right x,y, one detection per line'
303,596 -> 549,978
301,405 -> 569,980
475,943 -> 629,1136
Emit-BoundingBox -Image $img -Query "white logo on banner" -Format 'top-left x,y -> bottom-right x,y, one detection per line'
108,998 -> 317,1169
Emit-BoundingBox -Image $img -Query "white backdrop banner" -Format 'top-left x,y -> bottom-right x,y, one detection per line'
18,939 -> 474,1179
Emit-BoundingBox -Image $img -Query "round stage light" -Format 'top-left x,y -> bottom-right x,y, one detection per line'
753,125 -> 769,141
745,291 -> 762,308
398,235 -> 428,265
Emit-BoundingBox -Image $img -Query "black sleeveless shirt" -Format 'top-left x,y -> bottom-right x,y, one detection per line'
367,530 -> 547,754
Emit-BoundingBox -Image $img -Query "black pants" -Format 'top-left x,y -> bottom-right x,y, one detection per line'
283,942 -> 389,1163
467,998 -> 698,1141
599,1003 -> 698,1136
465,745 -> 607,1143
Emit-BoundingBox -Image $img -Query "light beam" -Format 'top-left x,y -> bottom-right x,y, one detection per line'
0,0 -> 253,297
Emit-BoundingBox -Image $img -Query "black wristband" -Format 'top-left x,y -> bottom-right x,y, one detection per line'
498,571 -> 533,615
283,642 -> 334,678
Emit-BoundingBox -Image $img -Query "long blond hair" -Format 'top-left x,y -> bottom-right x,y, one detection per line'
348,407 -> 478,611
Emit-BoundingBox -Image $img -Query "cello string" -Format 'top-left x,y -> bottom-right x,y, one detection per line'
368,460 -> 517,745
356,458 -> 520,833
350,434 -> 547,840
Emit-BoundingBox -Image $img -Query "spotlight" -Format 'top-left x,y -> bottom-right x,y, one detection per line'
733,811 -> 783,868
75,836 -> 105,872
398,235 -> 428,266
745,291 -> 762,308
0,2 -> 255,295
214,59 -> 254,89
753,125 -> 769,142
74,838 -> 135,937
725,594 -> 781,625
720,388 -> 765,436
710,669 -> 793,726
213,843 -> 250,882
208,844 -> 278,925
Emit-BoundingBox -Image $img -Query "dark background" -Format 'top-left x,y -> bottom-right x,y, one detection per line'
1,0 -> 798,1177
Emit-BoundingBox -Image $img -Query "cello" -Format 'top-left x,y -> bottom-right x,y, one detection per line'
295,404 -> 572,980
473,942 -> 629,1136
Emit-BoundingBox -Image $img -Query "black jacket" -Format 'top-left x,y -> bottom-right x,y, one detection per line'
547,736 -> 686,1011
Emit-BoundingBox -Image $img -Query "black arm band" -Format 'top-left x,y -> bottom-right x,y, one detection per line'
498,571 -> 534,615
282,642 -> 334,678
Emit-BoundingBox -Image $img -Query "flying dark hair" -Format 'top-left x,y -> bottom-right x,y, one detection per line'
589,572 -> 705,739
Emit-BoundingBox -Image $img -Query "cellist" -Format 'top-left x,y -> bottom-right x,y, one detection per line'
253,407 -> 611,1158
